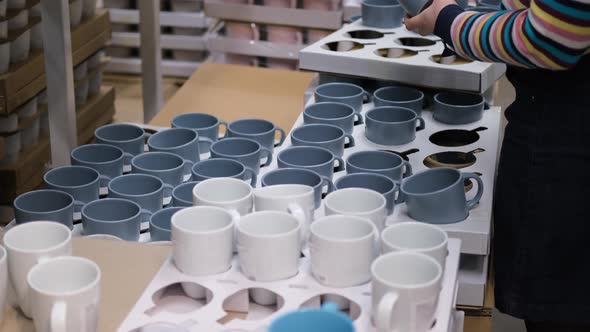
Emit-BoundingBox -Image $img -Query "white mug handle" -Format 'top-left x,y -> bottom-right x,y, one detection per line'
50,301 -> 67,332
228,209 -> 241,253
287,203 -> 307,247
376,292 -> 399,332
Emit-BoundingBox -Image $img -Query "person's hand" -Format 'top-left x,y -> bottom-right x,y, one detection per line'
405,0 -> 457,36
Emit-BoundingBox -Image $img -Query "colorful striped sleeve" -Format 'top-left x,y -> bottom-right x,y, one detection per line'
433,1 -> 590,70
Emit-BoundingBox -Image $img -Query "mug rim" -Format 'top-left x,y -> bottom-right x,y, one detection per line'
131,152 -> 185,173
95,123 -> 145,143
44,165 -> 100,189
374,86 -> 424,104
292,124 -> 346,145
172,206 -> 234,235
434,91 -> 485,109
304,102 -> 356,120
363,0 -> 402,7
14,189 -> 74,214
81,198 -> 143,223
172,113 -> 221,130
147,128 -> 199,151
335,172 -> 397,195
71,144 -> 125,165
325,187 -> 387,214
193,177 -> 253,205
150,207 -> 184,233
366,106 -> 418,124
347,150 -> 404,171
278,146 -> 336,168
228,118 -> 276,136
192,158 -> 246,179
237,211 -> 301,239
315,82 -> 365,99
210,137 -> 263,157
261,168 -> 323,188
4,221 -> 72,254
371,251 -> 442,289
108,173 -> 164,197
254,184 -> 314,200
311,215 -> 376,243
381,221 -> 448,252
269,306 -> 354,331
400,167 -> 463,196
172,181 -> 200,205
27,256 -> 101,297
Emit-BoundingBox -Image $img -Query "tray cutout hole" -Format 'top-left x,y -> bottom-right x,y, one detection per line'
145,282 -> 212,316
300,294 -> 361,321
395,37 -> 437,47
429,128 -> 487,147
220,288 -> 285,323
321,41 -> 365,52
343,30 -> 385,40
129,320 -> 198,332
375,48 -> 418,59
423,150 -> 483,170
430,54 -> 473,65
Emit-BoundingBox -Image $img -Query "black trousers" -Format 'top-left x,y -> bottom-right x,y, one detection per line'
525,320 -> 590,332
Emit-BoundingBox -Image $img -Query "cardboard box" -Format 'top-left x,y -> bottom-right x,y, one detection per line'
0,10 -> 112,114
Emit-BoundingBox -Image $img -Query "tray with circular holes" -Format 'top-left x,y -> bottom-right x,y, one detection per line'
119,239 -> 461,332
299,18 -> 506,94
257,98 -> 503,256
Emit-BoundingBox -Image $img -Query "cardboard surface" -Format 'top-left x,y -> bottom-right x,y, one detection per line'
0,239 -> 172,332
149,63 -> 315,133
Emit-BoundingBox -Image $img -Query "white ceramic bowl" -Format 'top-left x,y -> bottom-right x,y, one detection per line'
70,0 -> 83,28
82,0 -> 97,20
10,29 -> 30,64
21,116 -> 40,149
30,20 -> 42,50
75,78 -> 89,108
0,112 -> 18,133
0,41 -> 9,74
8,9 -> 28,31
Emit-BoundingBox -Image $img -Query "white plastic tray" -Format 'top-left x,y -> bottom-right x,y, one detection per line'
299,19 -> 506,93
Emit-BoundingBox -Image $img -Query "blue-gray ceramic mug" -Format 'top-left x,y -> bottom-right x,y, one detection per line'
365,106 -> 425,146
171,113 -> 228,152
131,152 -> 185,199
226,118 -> 286,152
373,86 -> 425,116
346,150 -> 412,182
150,207 -> 184,242
400,167 -> 484,224
362,0 -> 405,28
262,168 -> 334,209
94,123 -> 149,168
82,198 -> 146,241
433,91 -> 486,125
210,137 -> 272,175
191,158 -> 257,186
303,102 -> 363,135
14,190 -> 75,228
315,83 -> 370,113
70,144 -> 125,189
335,172 -> 400,215
43,166 -> 100,214
147,128 -> 213,180
291,124 -> 355,157
398,0 -> 430,16
277,146 -> 345,180
108,174 -> 165,222
172,181 -> 200,207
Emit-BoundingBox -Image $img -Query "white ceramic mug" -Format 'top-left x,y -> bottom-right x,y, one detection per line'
4,221 -> 73,318
381,222 -> 449,268
310,215 -> 377,287
193,178 -> 254,218
324,188 -> 388,231
254,184 -> 315,243
27,256 -> 101,332
372,252 -> 443,332
0,245 -> 6,325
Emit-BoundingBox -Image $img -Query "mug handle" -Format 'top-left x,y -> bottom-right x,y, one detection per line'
344,134 -> 355,149
123,152 -> 135,166
287,203 -> 308,247
322,176 -> 335,194
354,113 -> 364,125
274,127 -> 286,147
50,301 -> 67,332
73,200 -> 85,213
140,208 -> 153,224
260,147 -> 274,167
244,167 -> 258,187
218,120 -> 229,139
403,160 -> 413,178
98,174 -> 112,188
333,155 -> 345,173
228,209 -> 242,253
416,117 -> 426,132
162,183 -> 174,198
464,173 -> 484,210
393,181 -> 405,204
363,90 -> 372,103
376,292 -> 399,332
198,137 -> 214,149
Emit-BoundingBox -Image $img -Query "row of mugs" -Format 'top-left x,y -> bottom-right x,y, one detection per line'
0,222 -> 100,332
222,0 -> 339,11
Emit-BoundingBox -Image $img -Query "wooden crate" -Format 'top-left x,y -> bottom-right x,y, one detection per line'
0,86 -> 115,203
0,10 -> 112,114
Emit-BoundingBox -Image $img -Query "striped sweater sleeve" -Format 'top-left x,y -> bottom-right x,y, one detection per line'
433,1 -> 590,70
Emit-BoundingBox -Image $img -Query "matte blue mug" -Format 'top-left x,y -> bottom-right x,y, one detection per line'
131,152 -> 185,199
362,0 -> 405,28
147,128 -> 213,179
150,207 -> 184,242
191,158 -> 257,187
108,174 -> 165,222
373,86 -> 425,116
226,118 -> 286,152
335,172 -> 400,215
277,146 -> 345,180
315,83 -> 370,113
346,150 -> 412,182
303,102 -> 363,135
210,137 -> 273,175
95,123 -> 149,167
262,168 -> 334,209
13,190 -> 75,228
82,198 -> 146,241
43,166 -> 100,214
268,303 -> 355,332
171,113 -> 228,152
365,106 -> 425,146
401,167 -> 484,224
172,181 -> 200,207
70,144 -> 125,189
291,124 -> 355,157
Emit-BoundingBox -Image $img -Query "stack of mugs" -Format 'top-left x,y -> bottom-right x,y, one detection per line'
74,48 -> 106,108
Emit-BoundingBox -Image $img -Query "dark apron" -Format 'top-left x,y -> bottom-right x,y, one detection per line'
494,56 -> 590,323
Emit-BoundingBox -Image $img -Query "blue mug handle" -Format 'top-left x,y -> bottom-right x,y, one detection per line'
416,117 -> 426,132
98,174 -> 112,188
73,200 -> 85,213
354,113 -> 364,125
260,147 -> 273,167
162,183 -> 174,198
322,176 -> 335,193
333,156 -> 345,173
123,152 -> 135,167
140,208 -> 153,224
344,134 -> 355,149
403,160 -> 413,178
275,127 -> 286,147
464,173 -> 484,210
363,90 -> 372,103
244,167 -> 258,187
393,180 -> 405,204
217,120 -> 228,139
198,136 -> 214,149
